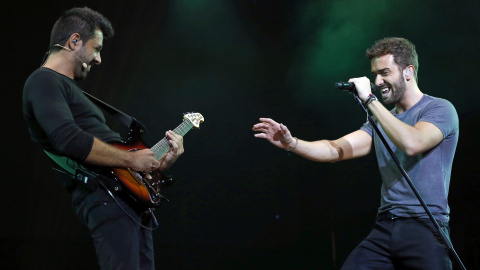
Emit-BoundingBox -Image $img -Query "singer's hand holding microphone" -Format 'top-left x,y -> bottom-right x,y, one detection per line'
335,76 -> 376,103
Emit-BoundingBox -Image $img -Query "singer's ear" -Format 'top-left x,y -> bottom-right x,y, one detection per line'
404,65 -> 414,81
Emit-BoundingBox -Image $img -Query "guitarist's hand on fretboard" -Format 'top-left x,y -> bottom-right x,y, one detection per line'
158,130 -> 184,171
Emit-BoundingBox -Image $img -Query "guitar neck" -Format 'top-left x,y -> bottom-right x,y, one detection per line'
151,119 -> 194,160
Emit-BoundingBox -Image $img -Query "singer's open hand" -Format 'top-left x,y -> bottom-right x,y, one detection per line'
252,118 -> 296,150
348,76 -> 372,102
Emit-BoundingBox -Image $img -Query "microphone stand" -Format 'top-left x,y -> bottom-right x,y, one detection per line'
346,88 -> 466,270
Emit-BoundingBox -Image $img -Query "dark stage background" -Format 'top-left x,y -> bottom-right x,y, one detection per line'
2,1 -> 479,269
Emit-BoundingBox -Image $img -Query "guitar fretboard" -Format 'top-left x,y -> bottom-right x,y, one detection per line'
151,119 -> 194,160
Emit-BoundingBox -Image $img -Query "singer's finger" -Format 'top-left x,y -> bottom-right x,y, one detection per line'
259,118 -> 278,126
254,133 -> 268,139
253,123 -> 272,131
279,123 -> 287,135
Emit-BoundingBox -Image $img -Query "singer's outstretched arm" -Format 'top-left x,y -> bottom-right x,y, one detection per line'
252,118 -> 372,162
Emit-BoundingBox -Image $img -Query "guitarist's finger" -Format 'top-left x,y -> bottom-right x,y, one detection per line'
165,131 -> 177,146
168,139 -> 178,151
167,131 -> 184,149
166,130 -> 178,139
171,132 -> 184,147
169,139 -> 184,155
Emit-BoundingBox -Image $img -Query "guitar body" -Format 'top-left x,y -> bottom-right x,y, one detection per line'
96,113 -> 203,208
108,140 -> 169,207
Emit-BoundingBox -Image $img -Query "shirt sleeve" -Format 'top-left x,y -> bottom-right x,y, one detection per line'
25,71 -> 94,161
419,99 -> 459,139
360,119 -> 374,137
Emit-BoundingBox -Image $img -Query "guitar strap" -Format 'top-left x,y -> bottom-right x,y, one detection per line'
82,91 -> 147,134
44,150 -> 89,183
44,150 -> 122,193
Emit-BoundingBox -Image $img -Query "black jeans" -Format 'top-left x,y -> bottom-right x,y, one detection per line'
341,213 -> 452,270
72,185 -> 155,270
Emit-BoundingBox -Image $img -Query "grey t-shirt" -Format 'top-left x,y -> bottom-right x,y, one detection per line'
360,94 -> 459,222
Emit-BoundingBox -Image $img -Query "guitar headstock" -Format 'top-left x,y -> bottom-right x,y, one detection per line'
183,112 -> 204,128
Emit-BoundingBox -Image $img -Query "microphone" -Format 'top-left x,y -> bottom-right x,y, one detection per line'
53,44 -> 88,69
335,81 -> 355,91
335,81 -> 377,92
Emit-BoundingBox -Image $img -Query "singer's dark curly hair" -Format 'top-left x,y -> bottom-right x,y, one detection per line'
366,37 -> 419,81
49,7 -> 114,51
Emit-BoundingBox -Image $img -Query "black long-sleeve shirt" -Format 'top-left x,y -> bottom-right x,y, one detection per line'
23,68 -> 122,162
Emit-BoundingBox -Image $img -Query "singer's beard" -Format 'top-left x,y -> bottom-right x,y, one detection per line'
383,76 -> 407,105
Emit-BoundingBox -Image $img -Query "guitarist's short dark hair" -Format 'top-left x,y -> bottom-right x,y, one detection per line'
49,7 -> 114,51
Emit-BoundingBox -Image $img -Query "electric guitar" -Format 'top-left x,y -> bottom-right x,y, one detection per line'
104,112 -> 204,207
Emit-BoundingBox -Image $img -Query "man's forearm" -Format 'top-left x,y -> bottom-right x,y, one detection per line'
84,137 -> 133,168
290,130 -> 372,162
367,100 -> 436,156
289,139 -> 339,162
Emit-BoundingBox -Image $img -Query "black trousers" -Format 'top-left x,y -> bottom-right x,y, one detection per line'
341,213 -> 452,270
71,184 -> 155,270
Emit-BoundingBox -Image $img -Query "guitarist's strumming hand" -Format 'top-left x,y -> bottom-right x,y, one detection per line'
130,149 -> 160,179
252,118 -> 297,150
158,130 -> 184,171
